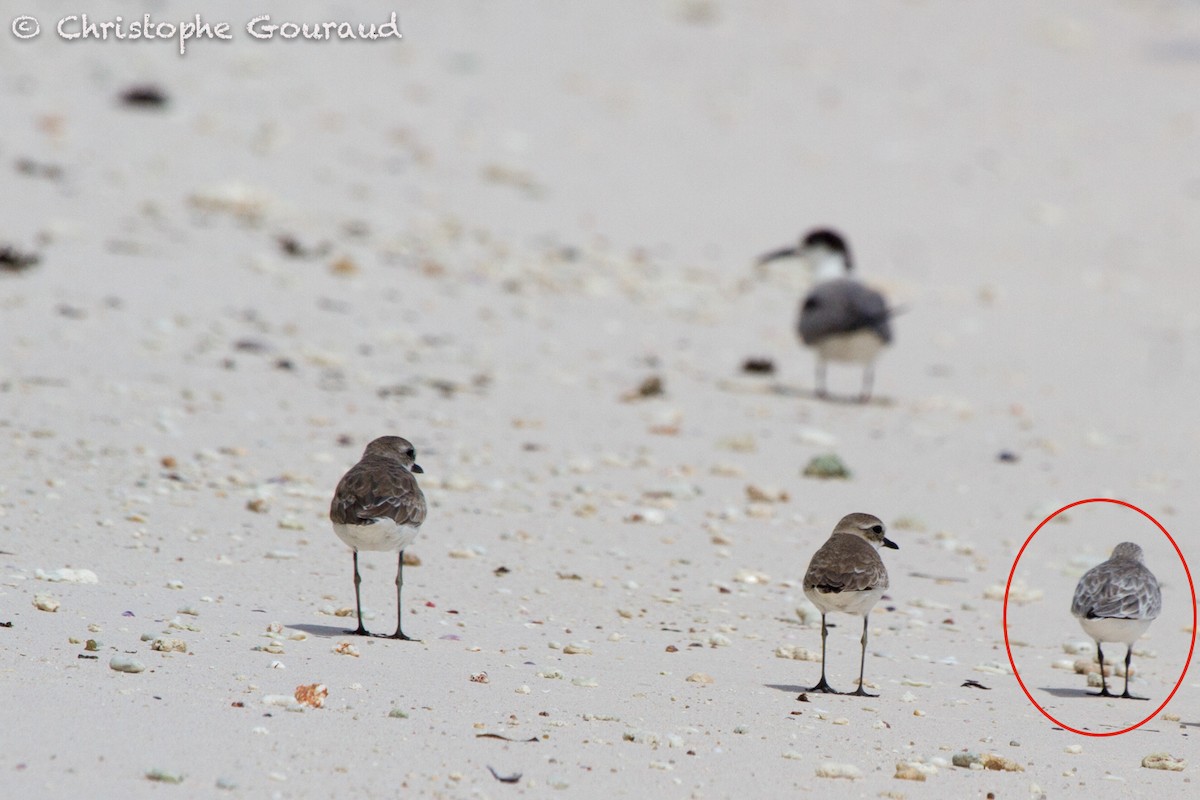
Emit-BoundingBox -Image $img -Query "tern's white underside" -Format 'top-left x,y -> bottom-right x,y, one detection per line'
813,329 -> 887,365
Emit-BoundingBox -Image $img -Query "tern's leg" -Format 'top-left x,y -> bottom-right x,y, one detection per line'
1121,645 -> 1147,700
848,615 -> 878,697
383,549 -> 416,641
809,613 -> 838,693
859,364 -> 875,403
348,551 -> 370,636
815,360 -> 828,399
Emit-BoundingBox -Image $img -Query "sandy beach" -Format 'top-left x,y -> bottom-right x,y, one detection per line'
2,1 -> 1198,797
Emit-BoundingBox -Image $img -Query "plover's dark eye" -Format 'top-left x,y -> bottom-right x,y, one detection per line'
406,449 -> 415,458
871,525 -> 883,534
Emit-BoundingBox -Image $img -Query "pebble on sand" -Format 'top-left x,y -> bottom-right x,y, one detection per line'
144,768 -> 184,783
951,752 -> 1023,772
802,454 -> 851,479
110,655 -> 147,673
35,568 -> 99,584
815,763 -> 862,780
33,593 -> 60,612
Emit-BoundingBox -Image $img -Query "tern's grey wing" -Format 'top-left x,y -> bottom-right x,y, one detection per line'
798,279 -> 892,345
330,456 -> 427,528
1071,562 -> 1161,620
803,535 -> 888,593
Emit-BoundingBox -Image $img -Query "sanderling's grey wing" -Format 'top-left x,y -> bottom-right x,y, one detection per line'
331,458 -> 427,528
804,536 -> 888,593
1128,563 -> 1163,619
798,279 -> 893,345
1072,562 -> 1160,620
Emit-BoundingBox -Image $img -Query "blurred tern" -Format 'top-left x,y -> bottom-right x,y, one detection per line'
757,229 -> 896,402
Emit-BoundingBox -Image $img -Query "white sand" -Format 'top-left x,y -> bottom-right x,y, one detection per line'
1,0 -> 1197,796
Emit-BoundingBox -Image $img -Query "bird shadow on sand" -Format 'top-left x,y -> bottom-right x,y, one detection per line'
714,378 -> 895,406
765,683 -> 814,695
1037,686 -> 1117,699
766,383 -> 896,407
287,623 -> 358,638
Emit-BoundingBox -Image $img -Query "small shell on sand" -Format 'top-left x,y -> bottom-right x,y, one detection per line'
815,763 -> 862,779
1141,753 -> 1186,771
262,694 -> 305,711
33,594 -> 60,612
110,655 -> 146,673
775,645 -> 821,662
151,638 -> 187,653
294,683 -> 328,708
745,484 -> 788,503
985,580 -> 1042,604
685,672 -> 714,684
895,762 -> 936,781
794,601 -> 820,625
952,753 -> 1023,772
333,641 -> 360,657
35,568 -> 99,584
1075,658 -> 1105,675
973,661 -> 1012,675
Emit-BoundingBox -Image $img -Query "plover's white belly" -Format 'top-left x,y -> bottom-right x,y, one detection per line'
813,329 -> 886,365
333,520 -> 420,552
1077,615 -> 1153,646
806,585 -> 885,617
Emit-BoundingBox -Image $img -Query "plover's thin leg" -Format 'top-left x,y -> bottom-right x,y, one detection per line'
1121,645 -> 1146,700
1091,641 -> 1114,697
848,614 -> 878,697
815,360 -> 828,399
349,551 -> 370,636
384,549 -> 416,641
859,364 -> 874,404
809,613 -> 838,693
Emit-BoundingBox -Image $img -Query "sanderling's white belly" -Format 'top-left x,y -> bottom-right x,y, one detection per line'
333,520 -> 420,552
806,585 -> 885,617
1077,615 -> 1152,646
813,329 -> 886,365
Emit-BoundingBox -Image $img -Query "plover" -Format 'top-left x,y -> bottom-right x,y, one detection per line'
1070,542 -> 1162,699
330,436 -> 427,640
757,229 -> 894,402
803,513 -> 898,696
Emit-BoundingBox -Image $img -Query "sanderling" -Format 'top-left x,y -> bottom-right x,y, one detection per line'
757,229 -> 895,402
330,436 -> 427,640
802,513 -> 898,696
1070,541 -> 1162,699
